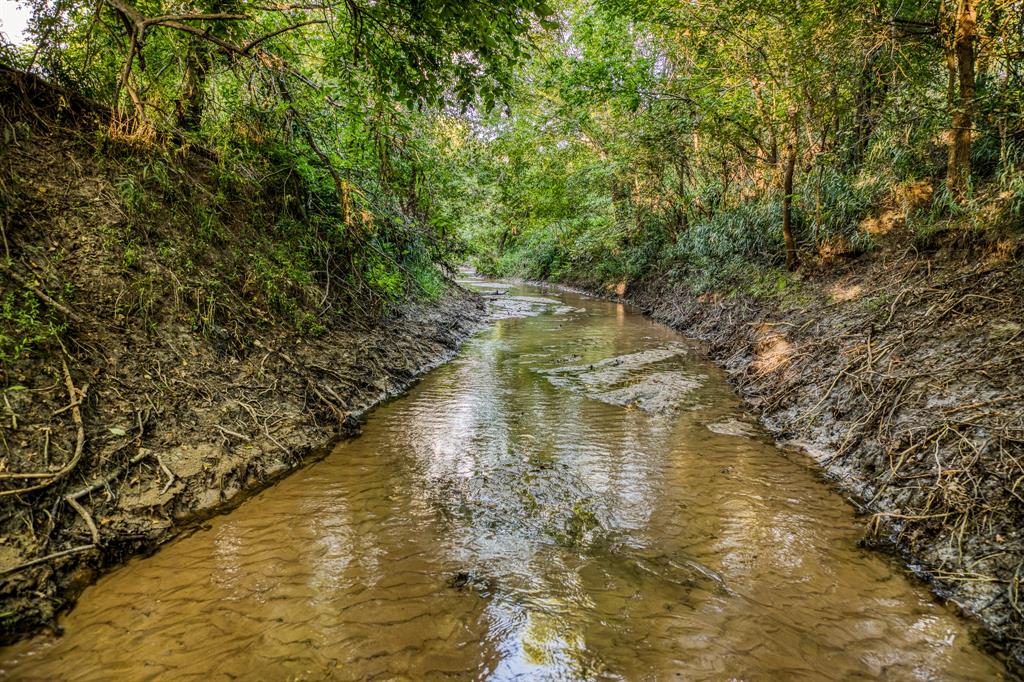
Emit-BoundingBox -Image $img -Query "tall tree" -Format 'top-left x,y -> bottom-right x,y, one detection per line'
945,0 -> 979,196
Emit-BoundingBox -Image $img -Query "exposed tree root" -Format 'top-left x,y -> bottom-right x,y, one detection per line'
627,248 -> 1024,665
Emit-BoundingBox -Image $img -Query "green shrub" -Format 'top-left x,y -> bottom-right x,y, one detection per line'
669,198 -> 782,292
0,290 -> 67,365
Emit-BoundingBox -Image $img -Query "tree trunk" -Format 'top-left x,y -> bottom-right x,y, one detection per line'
782,143 -> 799,271
751,80 -> 778,167
946,0 -> 978,197
848,45 -> 889,168
669,152 -> 689,241
813,164 -> 823,251
177,44 -> 211,131
176,0 -> 239,131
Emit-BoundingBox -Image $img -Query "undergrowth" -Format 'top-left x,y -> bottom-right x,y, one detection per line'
0,290 -> 66,365
467,140 -> 1023,301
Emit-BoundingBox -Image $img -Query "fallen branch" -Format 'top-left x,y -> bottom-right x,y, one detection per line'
0,263 -> 81,323
0,544 -> 96,577
215,425 -> 252,442
155,454 -> 175,495
65,496 -> 100,545
66,449 -> 149,501
0,361 -> 88,498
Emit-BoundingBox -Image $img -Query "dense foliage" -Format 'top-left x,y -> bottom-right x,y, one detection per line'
1,0 -> 554,310
427,0 -> 1024,292
3,0 -> 1023,303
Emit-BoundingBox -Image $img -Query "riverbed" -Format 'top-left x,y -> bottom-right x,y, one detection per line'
0,280 -> 1006,680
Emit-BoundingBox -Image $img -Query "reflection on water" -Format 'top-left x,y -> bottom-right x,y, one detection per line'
0,281 -> 1008,680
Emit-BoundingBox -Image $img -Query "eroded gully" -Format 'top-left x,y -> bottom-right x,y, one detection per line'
0,279 -> 1008,680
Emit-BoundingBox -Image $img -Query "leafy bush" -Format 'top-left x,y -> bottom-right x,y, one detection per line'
0,290 -> 66,365
670,198 -> 783,292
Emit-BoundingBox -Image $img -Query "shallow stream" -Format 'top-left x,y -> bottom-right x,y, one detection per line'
0,280 -> 1007,680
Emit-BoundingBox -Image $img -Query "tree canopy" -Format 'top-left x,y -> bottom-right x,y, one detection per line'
3,0 -> 1023,297
427,0 -> 1024,289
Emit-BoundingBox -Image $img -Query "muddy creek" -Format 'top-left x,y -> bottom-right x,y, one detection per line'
0,281 -> 1007,680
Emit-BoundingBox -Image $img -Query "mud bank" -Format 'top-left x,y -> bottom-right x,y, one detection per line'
0,288 -> 484,643
617,250 -> 1024,666
0,68 -> 486,643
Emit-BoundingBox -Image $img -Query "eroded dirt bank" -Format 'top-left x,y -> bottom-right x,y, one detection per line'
0,68 -> 485,643
618,249 -> 1024,666
0,288 -> 484,643
0,280 -> 1009,680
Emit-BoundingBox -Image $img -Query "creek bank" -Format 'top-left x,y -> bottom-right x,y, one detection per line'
0,287 -> 484,644
610,249 -> 1024,667
0,68 -> 487,644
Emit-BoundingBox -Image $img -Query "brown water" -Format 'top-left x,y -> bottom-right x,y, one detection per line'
0,281 -> 1008,680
